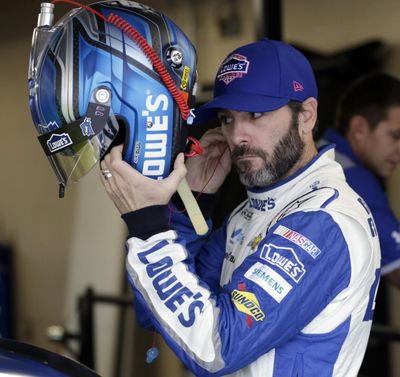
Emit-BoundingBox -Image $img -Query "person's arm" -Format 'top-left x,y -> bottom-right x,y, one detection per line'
345,167 -> 400,286
387,268 -> 400,287
123,210 -> 373,376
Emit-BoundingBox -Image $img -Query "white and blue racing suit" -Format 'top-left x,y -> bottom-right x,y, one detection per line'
123,145 -> 381,377
322,128 -> 400,275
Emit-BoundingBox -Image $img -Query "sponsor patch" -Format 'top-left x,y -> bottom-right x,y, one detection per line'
46,133 -> 73,153
248,233 -> 263,250
249,197 -> 275,211
217,53 -> 250,85
231,290 -> 265,321
224,251 -> 236,263
273,225 -> 321,259
245,262 -> 292,303
260,243 -> 306,283
229,228 -> 245,246
180,65 -> 190,90
241,208 -> 253,221
80,117 -> 95,137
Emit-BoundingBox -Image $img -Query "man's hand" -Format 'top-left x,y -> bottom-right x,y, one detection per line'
100,144 -> 187,214
185,127 -> 232,193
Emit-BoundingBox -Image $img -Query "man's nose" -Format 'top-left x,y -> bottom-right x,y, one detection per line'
230,120 -> 251,146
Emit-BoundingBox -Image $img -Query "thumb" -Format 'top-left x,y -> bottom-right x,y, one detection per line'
167,153 -> 187,187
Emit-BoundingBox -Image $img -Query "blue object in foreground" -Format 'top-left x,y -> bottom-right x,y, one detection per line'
146,346 -> 159,364
0,338 -> 100,376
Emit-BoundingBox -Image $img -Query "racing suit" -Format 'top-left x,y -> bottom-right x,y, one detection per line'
322,128 -> 400,274
123,145 -> 380,377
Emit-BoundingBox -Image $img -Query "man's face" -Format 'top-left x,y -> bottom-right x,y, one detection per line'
218,105 -> 305,187
358,106 -> 400,178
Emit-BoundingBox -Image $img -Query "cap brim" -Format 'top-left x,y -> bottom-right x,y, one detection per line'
193,94 -> 290,125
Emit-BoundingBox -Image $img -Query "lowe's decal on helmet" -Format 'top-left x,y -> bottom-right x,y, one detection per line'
47,133 -> 73,153
28,1 -> 197,196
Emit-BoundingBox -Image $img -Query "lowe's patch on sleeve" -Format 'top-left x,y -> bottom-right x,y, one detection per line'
260,243 -> 306,283
231,290 -> 265,321
245,262 -> 293,303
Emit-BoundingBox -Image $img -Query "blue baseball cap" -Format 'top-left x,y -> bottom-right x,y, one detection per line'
194,38 -> 318,124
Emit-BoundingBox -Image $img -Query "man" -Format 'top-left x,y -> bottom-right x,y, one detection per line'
101,39 -> 380,377
321,73 -> 400,287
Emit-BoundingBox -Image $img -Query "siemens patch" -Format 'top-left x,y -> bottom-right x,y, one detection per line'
260,243 -> 306,283
231,290 -> 265,321
273,225 -> 321,258
245,262 -> 292,303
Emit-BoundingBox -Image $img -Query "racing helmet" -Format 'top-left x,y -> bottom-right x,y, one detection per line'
28,1 -> 197,196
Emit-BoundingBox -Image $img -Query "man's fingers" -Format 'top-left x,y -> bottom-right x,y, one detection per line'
167,153 -> 187,187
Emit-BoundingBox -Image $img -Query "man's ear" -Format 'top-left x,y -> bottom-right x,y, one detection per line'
348,115 -> 370,142
299,97 -> 318,135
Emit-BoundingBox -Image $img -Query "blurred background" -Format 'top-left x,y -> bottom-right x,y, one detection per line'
1,0 -> 400,376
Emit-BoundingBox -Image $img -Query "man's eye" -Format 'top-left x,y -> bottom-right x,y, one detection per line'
218,114 -> 232,125
251,112 -> 264,119
390,131 -> 400,141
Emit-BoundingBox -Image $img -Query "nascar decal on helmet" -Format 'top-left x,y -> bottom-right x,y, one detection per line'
136,241 -> 205,327
231,289 -> 265,321
245,262 -> 293,303
273,225 -> 322,259
217,53 -> 250,85
260,243 -> 306,283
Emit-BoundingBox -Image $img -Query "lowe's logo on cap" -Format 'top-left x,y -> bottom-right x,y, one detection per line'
47,133 -> 73,153
217,53 -> 250,85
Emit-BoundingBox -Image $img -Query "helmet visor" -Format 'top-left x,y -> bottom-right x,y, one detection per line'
28,8 -> 119,186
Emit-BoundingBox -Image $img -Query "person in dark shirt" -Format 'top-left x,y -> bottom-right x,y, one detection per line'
321,73 -> 400,287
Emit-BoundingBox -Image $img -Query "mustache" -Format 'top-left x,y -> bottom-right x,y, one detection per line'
231,145 -> 267,161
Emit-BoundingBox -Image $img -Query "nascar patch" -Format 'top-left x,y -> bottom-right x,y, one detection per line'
260,243 -> 306,283
273,225 -> 321,258
231,290 -> 265,321
245,262 -> 292,303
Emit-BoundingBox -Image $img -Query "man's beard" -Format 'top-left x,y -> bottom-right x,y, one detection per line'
231,118 -> 305,188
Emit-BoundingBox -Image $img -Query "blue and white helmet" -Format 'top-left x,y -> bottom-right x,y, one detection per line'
28,1 -> 197,195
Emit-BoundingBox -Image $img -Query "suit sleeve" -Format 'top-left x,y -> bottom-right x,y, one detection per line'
345,167 -> 400,274
125,209 -> 370,376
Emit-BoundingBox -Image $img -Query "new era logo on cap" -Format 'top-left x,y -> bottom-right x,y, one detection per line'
217,53 -> 250,85
293,80 -> 304,92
